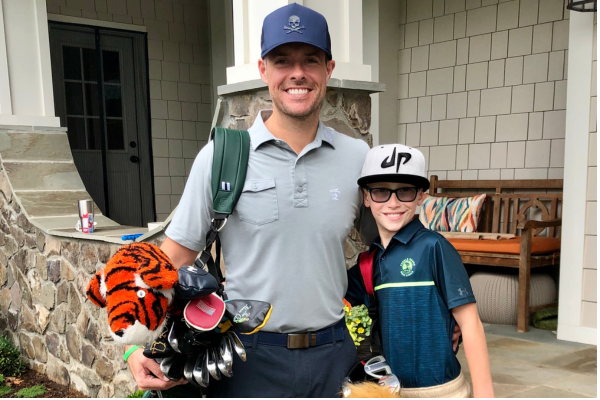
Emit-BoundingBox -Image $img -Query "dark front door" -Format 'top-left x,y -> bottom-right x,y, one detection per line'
49,22 -> 154,227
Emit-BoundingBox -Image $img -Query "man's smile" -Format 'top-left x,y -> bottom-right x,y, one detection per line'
285,87 -> 311,96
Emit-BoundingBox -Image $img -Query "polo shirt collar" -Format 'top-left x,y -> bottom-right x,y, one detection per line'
249,109 -> 336,151
368,218 -> 424,254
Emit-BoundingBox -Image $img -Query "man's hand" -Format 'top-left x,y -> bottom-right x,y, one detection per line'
452,323 -> 462,351
127,347 -> 187,391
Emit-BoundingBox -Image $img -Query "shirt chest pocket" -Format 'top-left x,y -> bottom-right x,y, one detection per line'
236,179 -> 279,225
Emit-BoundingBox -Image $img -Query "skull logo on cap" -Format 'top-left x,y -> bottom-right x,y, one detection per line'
284,15 -> 305,33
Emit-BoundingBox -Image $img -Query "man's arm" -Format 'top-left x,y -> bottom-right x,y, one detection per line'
125,238 -> 200,390
452,303 -> 494,398
161,237 -> 199,269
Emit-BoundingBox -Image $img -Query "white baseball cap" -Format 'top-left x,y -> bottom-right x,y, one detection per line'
358,144 -> 429,191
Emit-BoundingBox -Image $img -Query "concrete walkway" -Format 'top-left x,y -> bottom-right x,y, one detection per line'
457,324 -> 597,398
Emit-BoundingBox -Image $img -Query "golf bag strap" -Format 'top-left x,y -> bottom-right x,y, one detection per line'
358,251 -> 375,296
357,251 -> 383,353
199,128 -> 250,297
198,222 -> 226,298
210,127 -> 250,215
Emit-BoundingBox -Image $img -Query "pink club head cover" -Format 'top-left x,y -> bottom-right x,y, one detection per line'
184,293 -> 226,331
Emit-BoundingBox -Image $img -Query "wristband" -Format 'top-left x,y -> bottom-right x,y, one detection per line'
123,345 -> 141,363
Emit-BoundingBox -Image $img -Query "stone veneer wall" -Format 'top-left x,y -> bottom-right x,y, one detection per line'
214,85 -> 375,268
0,85 -> 376,397
0,165 -> 166,397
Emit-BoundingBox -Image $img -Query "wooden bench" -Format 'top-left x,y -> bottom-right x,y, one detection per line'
429,176 -> 562,332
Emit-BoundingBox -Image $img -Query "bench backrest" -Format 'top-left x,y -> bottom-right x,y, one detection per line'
429,176 -> 563,238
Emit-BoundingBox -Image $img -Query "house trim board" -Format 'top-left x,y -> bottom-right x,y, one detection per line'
0,114 -> 60,127
35,0 -> 55,118
557,323 -> 597,346
0,0 -> 12,116
47,13 -> 147,33
558,11 -> 595,341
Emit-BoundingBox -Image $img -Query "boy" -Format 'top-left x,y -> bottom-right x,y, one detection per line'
346,144 -> 494,398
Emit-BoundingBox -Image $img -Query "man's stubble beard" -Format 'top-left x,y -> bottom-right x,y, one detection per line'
271,92 -> 325,121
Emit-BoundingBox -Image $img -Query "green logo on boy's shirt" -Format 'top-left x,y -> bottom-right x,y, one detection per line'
400,258 -> 415,277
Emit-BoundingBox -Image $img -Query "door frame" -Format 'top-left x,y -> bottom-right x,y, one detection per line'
49,21 -> 155,226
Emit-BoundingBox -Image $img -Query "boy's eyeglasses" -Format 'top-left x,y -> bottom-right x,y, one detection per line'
367,187 -> 419,203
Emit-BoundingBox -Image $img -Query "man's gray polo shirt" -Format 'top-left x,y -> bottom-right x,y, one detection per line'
166,110 -> 370,333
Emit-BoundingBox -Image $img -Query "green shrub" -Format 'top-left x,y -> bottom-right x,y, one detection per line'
0,336 -> 25,377
127,390 -> 146,398
16,385 -> 46,398
0,385 -> 11,396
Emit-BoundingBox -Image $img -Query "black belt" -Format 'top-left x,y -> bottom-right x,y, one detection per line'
238,319 -> 345,349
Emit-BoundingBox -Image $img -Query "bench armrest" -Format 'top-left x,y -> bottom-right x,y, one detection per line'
517,218 -> 562,230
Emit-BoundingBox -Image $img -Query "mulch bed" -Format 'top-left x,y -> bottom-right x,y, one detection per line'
0,369 -> 86,398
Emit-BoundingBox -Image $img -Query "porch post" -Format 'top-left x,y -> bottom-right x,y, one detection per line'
0,0 -> 59,127
557,11 -> 596,345
226,0 -> 372,84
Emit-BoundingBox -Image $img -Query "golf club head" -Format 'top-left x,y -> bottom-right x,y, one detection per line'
217,337 -> 233,377
167,322 -> 181,353
378,374 -> 401,394
160,354 -> 185,381
228,331 -> 247,362
192,351 -> 208,388
183,353 -> 201,387
364,355 -> 393,379
206,346 -> 221,380
222,336 -> 234,374
201,348 -> 211,387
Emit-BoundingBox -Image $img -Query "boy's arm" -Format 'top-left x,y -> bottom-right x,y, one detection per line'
452,303 -> 494,398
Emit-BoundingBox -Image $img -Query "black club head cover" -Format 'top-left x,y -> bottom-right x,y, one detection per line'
224,300 -> 273,334
143,319 -> 176,359
175,261 -> 219,300
177,326 -> 212,354
160,354 -> 187,381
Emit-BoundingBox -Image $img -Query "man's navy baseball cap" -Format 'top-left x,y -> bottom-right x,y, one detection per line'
261,3 -> 332,60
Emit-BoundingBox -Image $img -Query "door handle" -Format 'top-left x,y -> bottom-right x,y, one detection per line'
130,155 -> 139,163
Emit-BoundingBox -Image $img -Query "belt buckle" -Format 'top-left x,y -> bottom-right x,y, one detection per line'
287,334 -> 309,349
287,333 -> 317,349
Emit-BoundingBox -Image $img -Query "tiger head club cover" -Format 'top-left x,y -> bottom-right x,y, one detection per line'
85,243 -> 179,345
184,293 -> 227,331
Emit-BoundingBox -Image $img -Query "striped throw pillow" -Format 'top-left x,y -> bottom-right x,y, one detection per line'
419,194 -> 487,232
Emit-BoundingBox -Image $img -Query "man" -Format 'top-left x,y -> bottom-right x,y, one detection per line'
126,3 -> 457,397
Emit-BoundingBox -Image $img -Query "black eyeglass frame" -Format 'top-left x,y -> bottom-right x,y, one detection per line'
366,186 -> 420,203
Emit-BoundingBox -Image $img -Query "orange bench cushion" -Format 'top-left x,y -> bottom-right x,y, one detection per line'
448,237 -> 561,255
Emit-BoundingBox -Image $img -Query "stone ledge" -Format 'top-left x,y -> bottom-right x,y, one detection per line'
218,78 -> 386,96
0,126 -> 68,133
47,226 -> 149,245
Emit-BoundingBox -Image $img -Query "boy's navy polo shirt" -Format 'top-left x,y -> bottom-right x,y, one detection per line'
346,219 -> 476,389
